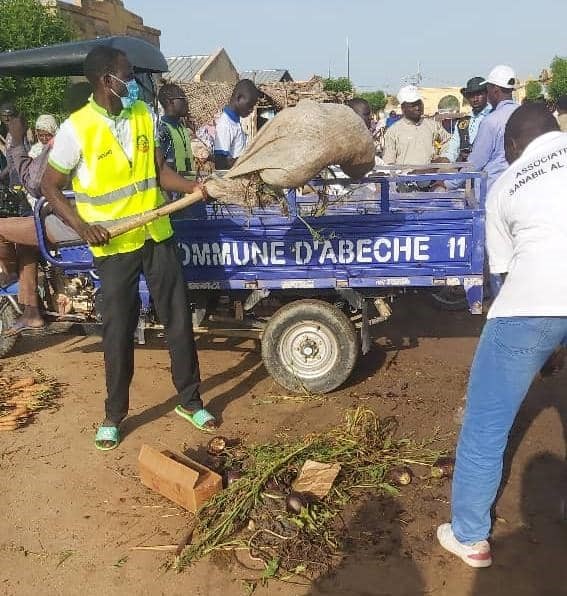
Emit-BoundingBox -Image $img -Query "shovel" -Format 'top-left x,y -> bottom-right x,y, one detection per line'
104,189 -> 204,239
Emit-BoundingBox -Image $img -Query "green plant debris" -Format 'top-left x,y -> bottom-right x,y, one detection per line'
113,556 -> 128,568
56,549 -> 74,568
176,408 -> 443,580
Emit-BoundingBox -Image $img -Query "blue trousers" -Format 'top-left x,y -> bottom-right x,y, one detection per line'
451,316 -> 567,543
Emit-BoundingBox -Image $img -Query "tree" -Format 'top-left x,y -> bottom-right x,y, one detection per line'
547,56 -> 567,102
359,90 -> 387,113
0,0 -> 75,121
323,77 -> 353,93
525,80 -> 544,102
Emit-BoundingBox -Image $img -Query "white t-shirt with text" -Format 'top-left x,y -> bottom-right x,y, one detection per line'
486,130 -> 567,318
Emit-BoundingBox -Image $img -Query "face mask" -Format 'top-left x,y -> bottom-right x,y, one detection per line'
110,74 -> 139,109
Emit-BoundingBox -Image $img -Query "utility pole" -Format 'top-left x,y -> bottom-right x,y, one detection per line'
346,37 -> 350,82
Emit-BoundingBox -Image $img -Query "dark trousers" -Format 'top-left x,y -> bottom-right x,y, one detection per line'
95,238 -> 202,423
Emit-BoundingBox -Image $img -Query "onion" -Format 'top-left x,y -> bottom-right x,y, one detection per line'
285,492 -> 308,514
431,457 -> 455,479
387,466 -> 413,486
207,436 -> 228,456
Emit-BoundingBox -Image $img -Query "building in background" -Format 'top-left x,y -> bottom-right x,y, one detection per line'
240,69 -> 293,84
41,0 -> 160,46
164,49 -> 239,84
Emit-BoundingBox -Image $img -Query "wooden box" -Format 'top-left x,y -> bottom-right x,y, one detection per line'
138,444 -> 222,511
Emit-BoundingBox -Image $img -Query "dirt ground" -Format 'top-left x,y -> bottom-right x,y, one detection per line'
1,295 -> 567,596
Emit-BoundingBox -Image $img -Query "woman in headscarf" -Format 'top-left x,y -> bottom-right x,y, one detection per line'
28,114 -> 58,159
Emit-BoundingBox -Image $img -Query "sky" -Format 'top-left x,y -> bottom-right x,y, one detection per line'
127,0 -> 566,93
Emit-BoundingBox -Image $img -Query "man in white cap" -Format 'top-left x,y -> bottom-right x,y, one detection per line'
437,65 -> 519,192
383,85 -> 450,165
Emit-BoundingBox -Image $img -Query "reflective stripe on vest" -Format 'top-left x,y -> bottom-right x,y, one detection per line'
74,177 -> 158,206
164,122 -> 194,179
69,100 -> 173,257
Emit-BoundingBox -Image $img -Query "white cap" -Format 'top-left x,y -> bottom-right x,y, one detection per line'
481,65 -> 517,89
397,85 -> 422,105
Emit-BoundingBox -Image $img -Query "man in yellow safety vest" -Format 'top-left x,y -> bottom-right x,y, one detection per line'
41,45 -> 218,450
157,83 -> 194,180
157,83 -> 206,218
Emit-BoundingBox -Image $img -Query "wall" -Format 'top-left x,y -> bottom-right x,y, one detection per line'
46,0 -> 161,47
197,49 -> 239,84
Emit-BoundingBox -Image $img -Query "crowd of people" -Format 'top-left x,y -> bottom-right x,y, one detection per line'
0,48 -> 566,571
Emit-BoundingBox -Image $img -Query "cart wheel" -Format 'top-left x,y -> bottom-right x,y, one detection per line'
0,298 -> 19,358
261,299 -> 359,394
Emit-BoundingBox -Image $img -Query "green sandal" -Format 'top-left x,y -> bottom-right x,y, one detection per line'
174,405 -> 217,432
95,425 -> 120,451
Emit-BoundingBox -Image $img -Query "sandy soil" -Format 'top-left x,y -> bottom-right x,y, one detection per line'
1,296 -> 566,596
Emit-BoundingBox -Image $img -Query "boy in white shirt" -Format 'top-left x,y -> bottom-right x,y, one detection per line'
214,79 -> 260,170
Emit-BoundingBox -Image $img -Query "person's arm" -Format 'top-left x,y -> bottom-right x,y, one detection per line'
442,118 -> 495,190
382,127 -> 397,164
7,118 -> 51,199
466,118 -> 495,172
155,148 -> 204,195
4,116 -> 54,197
41,118 -> 109,246
41,165 -> 110,245
158,123 -> 177,171
485,183 -> 513,275
213,115 -> 235,170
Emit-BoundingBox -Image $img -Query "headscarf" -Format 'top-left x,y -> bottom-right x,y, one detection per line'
35,114 -> 58,135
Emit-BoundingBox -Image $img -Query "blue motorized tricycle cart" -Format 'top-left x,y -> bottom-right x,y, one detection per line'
0,37 -> 487,393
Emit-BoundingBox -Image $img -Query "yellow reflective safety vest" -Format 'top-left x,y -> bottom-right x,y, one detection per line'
69,100 -> 173,257
163,121 -> 195,179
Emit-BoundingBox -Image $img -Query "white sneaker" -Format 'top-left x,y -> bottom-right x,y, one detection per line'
437,523 -> 492,568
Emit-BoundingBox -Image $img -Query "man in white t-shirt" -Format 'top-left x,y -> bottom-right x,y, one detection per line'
437,103 -> 567,568
213,79 -> 260,170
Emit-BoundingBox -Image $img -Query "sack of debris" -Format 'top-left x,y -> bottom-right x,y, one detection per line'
205,100 -> 375,204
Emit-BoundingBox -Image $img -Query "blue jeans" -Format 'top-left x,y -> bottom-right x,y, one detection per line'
451,316 -> 567,544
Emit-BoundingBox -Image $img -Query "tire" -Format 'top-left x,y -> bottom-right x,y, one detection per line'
0,298 -> 19,358
261,299 -> 359,394
430,287 -> 468,311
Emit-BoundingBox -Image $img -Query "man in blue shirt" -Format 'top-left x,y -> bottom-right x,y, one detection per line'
442,77 -> 491,163
438,65 -> 519,192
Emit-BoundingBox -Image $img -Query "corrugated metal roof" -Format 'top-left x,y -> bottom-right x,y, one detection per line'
164,55 -> 210,83
240,69 -> 292,84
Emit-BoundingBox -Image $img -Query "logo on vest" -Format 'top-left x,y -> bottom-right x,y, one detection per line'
137,134 -> 150,154
98,149 -> 112,160
458,119 -> 470,130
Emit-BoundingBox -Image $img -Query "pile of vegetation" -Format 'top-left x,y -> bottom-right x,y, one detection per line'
177,408 -> 450,588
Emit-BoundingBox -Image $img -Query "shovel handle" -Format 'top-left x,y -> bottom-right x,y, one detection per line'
104,190 -> 205,239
